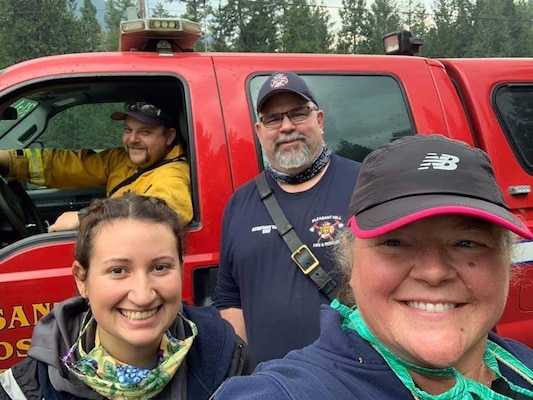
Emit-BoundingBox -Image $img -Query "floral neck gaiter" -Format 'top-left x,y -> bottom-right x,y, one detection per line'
63,313 -> 197,400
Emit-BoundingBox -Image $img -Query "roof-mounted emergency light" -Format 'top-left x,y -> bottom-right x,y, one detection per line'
383,30 -> 424,56
120,18 -> 202,53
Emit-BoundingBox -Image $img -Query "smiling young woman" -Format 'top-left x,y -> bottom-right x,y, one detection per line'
0,193 -> 251,400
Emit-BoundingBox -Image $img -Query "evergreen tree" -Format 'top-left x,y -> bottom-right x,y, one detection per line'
209,0 -> 242,51
311,1 -> 334,53
210,0 -> 280,52
152,2 -> 175,17
179,0 -> 210,22
359,0 -> 401,54
281,0 -> 323,53
511,0 -> 533,56
336,0 -> 369,54
177,0 -> 213,51
407,2 -> 430,40
423,0 -> 475,57
79,0 -> 104,52
239,0 -> 281,52
0,0 -> 96,68
469,0 -> 533,57
470,0 -> 513,56
103,0 -> 134,51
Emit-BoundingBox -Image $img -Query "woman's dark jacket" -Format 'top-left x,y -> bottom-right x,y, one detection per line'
0,297 -> 251,400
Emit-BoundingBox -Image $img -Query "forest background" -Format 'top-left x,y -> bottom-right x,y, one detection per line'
0,0 -> 532,70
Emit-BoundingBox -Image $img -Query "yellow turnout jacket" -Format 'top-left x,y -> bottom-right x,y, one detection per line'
7,145 -> 193,224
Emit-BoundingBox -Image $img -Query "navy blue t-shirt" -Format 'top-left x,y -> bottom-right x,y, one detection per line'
214,154 -> 361,363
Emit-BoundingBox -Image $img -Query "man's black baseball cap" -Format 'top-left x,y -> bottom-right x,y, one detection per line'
111,98 -> 175,128
256,71 -> 319,112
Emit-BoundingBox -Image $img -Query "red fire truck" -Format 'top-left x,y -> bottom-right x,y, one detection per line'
0,19 -> 532,371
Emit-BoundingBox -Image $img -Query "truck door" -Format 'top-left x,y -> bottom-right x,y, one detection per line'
441,59 -> 533,344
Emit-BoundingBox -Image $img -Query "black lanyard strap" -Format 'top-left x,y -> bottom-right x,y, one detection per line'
255,171 -> 338,301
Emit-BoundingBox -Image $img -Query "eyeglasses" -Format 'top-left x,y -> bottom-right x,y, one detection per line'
125,101 -> 163,117
259,105 -> 318,128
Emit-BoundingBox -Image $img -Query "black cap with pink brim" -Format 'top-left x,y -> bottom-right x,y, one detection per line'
348,134 -> 533,240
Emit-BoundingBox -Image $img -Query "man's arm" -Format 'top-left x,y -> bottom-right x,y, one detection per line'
5,148 -> 111,187
220,307 -> 248,343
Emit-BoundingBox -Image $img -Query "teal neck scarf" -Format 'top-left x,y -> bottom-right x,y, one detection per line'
331,300 -> 533,399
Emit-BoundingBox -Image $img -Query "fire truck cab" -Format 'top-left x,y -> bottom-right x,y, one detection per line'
1,17 -> 533,371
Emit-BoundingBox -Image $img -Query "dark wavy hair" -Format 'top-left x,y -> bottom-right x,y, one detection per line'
75,193 -> 185,277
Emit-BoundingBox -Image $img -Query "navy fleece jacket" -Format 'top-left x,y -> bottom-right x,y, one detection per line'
215,305 -> 533,400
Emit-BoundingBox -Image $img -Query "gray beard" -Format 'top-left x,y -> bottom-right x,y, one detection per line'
275,143 -> 312,170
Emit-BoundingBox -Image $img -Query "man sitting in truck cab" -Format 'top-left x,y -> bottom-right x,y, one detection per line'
0,98 -> 193,231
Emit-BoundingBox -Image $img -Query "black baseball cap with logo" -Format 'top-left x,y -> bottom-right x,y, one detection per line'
256,71 -> 319,112
347,134 -> 533,239
111,98 -> 175,128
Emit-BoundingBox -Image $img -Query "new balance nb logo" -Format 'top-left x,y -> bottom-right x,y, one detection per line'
418,153 -> 460,170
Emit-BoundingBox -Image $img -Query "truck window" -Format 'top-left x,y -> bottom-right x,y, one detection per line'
0,77 -> 194,236
42,103 -> 123,149
249,74 -> 414,164
494,85 -> 533,172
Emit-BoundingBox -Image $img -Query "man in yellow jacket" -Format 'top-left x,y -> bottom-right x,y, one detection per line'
0,99 -> 193,231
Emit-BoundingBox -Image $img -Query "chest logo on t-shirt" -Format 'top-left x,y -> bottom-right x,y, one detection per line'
309,215 -> 344,248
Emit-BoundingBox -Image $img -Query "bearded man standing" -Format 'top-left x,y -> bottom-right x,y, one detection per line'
214,71 -> 361,364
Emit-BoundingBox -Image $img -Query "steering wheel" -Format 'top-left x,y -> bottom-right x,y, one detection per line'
0,178 -> 47,239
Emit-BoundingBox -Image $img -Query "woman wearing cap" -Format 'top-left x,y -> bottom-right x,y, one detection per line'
214,134 -> 533,400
